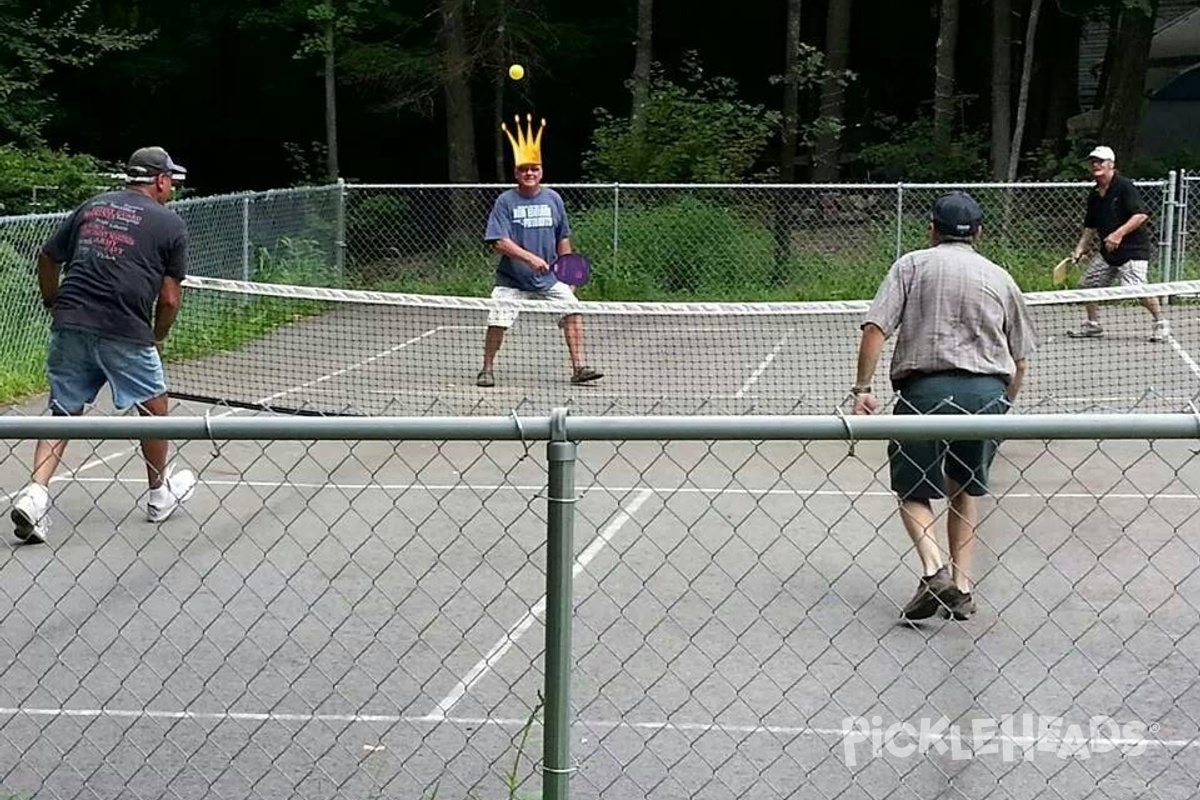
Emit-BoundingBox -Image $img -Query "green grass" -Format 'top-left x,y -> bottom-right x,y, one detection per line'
0,240 -> 336,406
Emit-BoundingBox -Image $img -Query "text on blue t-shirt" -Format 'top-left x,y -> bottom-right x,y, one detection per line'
483,187 -> 570,292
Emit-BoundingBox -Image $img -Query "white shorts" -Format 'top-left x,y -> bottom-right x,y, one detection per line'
486,283 -> 580,329
1078,254 -> 1148,289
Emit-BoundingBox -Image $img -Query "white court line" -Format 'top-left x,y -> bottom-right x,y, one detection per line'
1165,332 -> 1200,382
422,487 -> 654,721
58,477 -> 1200,502
253,326 -> 461,406
736,328 -> 794,399
1,706 -> 1196,752
0,327 -> 452,505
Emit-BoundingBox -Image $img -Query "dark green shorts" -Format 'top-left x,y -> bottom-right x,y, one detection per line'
888,372 -> 1010,500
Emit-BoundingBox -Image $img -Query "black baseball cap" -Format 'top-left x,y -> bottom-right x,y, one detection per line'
126,146 -> 187,182
931,191 -> 983,237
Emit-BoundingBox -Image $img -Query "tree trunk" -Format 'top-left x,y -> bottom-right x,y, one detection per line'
990,0 -> 1011,180
439,0 -> 479,241
1099,0 -> 1158,163
440,0 -> 478,184
780,0 -> 802,182
1007,0 -> 1042,181
324,21 -> 339,181
773,0 -> 802,286
812,0 -> 851,182
1094,2 -> 1122,110
631,0 -> 653,136
932,0 -> 959,149
493,0 -> 508,181
1038,4 -> 1081,149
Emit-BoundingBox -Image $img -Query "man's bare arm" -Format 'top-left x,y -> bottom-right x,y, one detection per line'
37,251 -> 61,306
493,238 -> 549,272
153,276 -> 183,348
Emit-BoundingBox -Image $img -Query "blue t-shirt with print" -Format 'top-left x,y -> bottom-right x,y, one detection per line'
484,187 -> 570,292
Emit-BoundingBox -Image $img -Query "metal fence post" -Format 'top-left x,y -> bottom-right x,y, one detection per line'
334,178 -> 347,286
1163,170 -> 1177,283
544,407 -> 577,800
241,194 -> 251,282
894,183 -> 904,261
1175,169 -> 1188,282
612,183 -> 621,265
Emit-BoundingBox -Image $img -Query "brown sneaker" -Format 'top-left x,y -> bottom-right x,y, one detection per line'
939,587 -> 977,620
900,566 -> 953,620
571,366 -> 603,384
476,369 -> 495,388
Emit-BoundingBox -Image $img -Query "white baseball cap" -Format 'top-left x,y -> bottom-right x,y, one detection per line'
1088,145 -> 1116,162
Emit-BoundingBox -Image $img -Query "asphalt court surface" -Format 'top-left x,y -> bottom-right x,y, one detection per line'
4,296 -> 1200,798
164,297 -> 1200,416
4,403 -> 1200,799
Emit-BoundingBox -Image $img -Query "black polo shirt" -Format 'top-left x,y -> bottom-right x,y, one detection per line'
1084,174 -> 1151,266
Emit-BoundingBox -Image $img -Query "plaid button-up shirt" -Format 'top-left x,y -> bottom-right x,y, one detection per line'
863,242 -> 1038,386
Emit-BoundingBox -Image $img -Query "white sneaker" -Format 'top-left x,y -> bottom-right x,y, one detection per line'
146,465 -> 197,523
1151,319 -> 1170,343
1067,320 -> 1103,338
11,483 -> 50,544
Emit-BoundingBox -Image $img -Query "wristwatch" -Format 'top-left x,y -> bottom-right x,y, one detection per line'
851,385 -> 872,395
42,297 -> 54,309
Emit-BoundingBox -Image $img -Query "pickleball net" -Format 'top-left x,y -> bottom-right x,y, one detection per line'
163,275 -> 1200,417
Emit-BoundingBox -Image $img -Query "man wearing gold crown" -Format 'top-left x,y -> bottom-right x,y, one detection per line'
476,113 -> 602,388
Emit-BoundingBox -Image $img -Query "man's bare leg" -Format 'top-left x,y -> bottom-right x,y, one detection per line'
137,395 -> 172,489
1141,295 -> 1163,322
899,498 -> 943,577
31,439 -> 68,486
482,326 -> 506,371
561,314 -> 584,369
946,479 -> 976,593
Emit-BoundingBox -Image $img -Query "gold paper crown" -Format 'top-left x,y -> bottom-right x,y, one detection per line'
501,113 -> 546,166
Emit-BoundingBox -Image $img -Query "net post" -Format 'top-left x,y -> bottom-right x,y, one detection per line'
544,407 -> 576,800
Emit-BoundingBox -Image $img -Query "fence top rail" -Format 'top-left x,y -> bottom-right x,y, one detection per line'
1,412 -> 1198,442
342,180 -> 1160,191
0,209 -> 70,225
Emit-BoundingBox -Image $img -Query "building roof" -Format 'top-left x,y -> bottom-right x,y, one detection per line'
1080,0 -> 1198,106
1151,8 -> 1200,62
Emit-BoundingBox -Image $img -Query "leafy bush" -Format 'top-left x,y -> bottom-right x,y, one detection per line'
583,53 -> 780,183
0,145 -> 118,215
857,115 -> 988,182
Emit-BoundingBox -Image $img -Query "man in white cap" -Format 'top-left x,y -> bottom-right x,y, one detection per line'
1067,145 -> 1168,342
8,146 -> 197,545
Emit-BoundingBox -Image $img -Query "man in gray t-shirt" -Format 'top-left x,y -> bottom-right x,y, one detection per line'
9,147 -> 198,546
476,114 -> 602,388
852,191 -> 1037,623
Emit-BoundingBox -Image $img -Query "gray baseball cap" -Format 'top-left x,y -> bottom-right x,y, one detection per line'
126,146 -> 187,182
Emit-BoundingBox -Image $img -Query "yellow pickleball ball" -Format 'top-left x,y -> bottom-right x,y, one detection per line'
509,64 -> 525,81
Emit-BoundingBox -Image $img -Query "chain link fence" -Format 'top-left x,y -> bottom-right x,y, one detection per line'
1,177 -> 1194,410
1180,174 -> 1200,282
3,408 -> 1200,799
341,180 -> 1173,301
0,186 -> 342,406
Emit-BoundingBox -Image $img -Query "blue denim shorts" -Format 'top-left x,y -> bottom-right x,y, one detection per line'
47,327 -> 167,415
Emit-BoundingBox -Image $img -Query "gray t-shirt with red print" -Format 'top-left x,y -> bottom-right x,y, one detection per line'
43,190 -> 189,345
